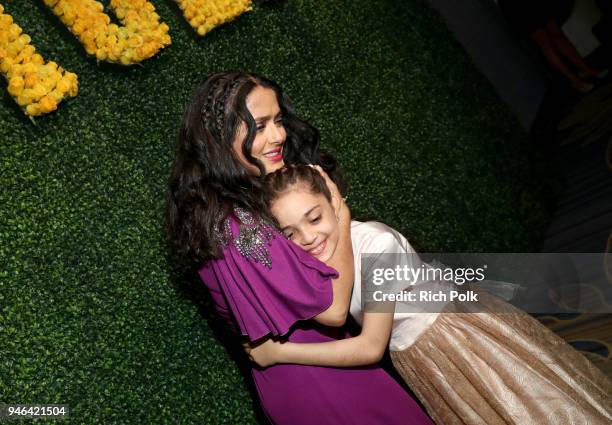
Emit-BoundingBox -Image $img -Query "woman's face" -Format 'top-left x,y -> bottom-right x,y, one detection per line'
270,186 -> 340,263
233,85 -> 286,175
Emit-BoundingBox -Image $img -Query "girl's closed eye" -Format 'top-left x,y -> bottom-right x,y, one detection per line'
270,186 -> 340,261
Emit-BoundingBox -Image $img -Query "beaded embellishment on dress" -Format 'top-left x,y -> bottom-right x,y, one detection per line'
213,214 -> 232,245
214,207 -> 276,269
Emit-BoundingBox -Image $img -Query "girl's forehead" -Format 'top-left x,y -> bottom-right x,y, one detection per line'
273,185 -> 327,208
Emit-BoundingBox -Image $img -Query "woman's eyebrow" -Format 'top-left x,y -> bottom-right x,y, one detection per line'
254,111 -> 282,121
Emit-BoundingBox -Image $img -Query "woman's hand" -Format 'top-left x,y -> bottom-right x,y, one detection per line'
311,165 -> 346,221
243,338 -> 285,368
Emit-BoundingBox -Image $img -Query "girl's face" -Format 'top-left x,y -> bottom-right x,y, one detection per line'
270,186 -> 340,263
233,85 -> 286,175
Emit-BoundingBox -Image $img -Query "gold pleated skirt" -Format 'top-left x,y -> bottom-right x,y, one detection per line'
390,293 -> 612,425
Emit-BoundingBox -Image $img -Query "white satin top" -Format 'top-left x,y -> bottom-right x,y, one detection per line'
349,221 -> 446,351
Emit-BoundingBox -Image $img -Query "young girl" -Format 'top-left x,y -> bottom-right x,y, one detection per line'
248,164 -> 612,425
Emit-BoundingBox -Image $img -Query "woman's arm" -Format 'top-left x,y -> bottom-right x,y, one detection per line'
247,306 -> 394,367
313,197 -> 354,327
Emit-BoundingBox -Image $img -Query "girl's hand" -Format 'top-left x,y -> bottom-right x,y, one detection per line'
311,165 -> 346,221
243,338 -> 285,368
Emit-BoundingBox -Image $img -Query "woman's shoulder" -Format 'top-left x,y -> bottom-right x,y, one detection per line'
213,206 -> 279,269
212,206 -> 336,273
200,209 -> 338,341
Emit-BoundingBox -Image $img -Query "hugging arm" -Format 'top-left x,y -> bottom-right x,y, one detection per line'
308,165 -> 354,327
247,306 -> 394,367
240,198 -> 355,357
246,229 -> 417,368
313,198 -> 354,327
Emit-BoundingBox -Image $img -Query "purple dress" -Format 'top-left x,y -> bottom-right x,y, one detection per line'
198,208 -> 433,425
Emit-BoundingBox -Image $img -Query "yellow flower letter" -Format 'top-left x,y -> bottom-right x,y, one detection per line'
176,0 -> 252,36
0,4 -> 78,116
43,0 -> 171,65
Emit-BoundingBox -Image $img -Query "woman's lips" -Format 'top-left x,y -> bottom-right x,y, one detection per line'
264,146 -> 283,162
310,239 -> 327,257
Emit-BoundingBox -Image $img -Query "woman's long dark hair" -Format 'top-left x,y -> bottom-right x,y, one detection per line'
165,71 -> 346,264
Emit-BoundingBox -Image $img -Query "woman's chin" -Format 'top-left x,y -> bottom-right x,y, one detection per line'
264,160 -> 285,174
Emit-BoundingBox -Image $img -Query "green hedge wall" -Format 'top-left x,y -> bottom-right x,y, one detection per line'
1,0 -> 549,423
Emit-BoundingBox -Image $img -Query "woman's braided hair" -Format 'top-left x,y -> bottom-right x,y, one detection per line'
201,76 -> 243,144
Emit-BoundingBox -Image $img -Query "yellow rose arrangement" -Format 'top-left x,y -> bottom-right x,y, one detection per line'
176,0 -> 252,36
42,0 -> 171,65
0,4 -> 78,117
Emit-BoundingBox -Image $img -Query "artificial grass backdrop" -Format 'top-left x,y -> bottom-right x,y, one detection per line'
1,0 -> 549,423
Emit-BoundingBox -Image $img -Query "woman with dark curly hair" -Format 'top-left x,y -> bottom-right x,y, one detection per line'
165,71 -> 433,425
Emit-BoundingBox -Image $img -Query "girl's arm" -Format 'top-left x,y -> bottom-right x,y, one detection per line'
311,166 -> 354,327
247,305 -> 394,368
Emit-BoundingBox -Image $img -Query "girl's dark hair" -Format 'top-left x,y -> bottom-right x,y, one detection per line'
264,165 -> 332,212
165,71 -> 347,264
